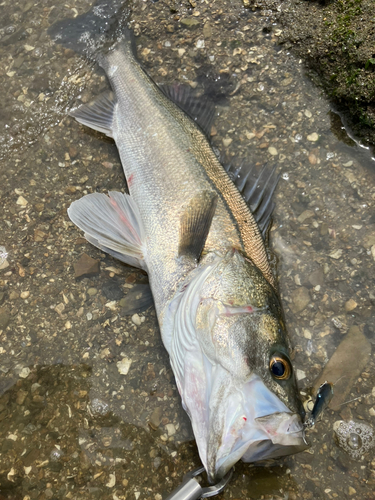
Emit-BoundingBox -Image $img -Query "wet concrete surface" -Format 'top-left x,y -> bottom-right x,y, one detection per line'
0,0 -> 375,499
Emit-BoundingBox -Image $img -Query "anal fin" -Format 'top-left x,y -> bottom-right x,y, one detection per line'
68,191 -> 147,270
178,191 -> 218,263
120,284 -> 154,315
69,90 -> 116,138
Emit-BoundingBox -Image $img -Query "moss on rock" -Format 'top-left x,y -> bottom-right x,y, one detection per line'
243,0 -> 375,144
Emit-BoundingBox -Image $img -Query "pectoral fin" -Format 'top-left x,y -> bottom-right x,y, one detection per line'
178,191 -> 218,263
68,191 -> 147,270
69,90 -> 116,138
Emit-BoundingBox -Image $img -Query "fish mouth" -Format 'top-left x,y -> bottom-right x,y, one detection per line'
203,373 -> 309,483
255,412 -> 306,446
211,411 -> 307,482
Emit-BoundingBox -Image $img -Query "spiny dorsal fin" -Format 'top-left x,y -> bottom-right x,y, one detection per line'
179,191 -> 218,263
69,90 -> 117,138
159,84 -> 216,138
223,161 -> 280,239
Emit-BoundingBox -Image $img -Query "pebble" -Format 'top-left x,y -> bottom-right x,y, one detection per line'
281,77 -> 293,86
16,195 -> 28,206
34,229 -> 48,241
149,407 -> 163,430
87,287 -> 97,296
307,132 -> 319,142
90,398 -> 109,415
74,253 -> 100,278
117,357 -> 132,375
308,153 -> 317,165
296,369 -> 306,380
297,210 -> 315,223
54,303 -> 65,316
290,287 -> 310,314
345,299 -> 357,312
132,313 -> 142,326
343,161 -> 353,167
105,301 -> 117,311
9,291 -> 19,300
329,249 -> 343,260
344,170 -> 357,184
363,231 -> 375,249
19,367 -> 31,379
165,423 -> 176,436
304,109 -> 312,118
0,308 -> 10,330
106,473 -> 116,488
16,389 -> 28,405
0,246 -> 8,265
0,259 -> 9,270
371,245 -> 375,262
309,268 -> 324,287
348,487 -> 356,496
268,146 -> 278,156
303,329 -> 312,339
20,291 -> 30,299
222,137 -> 232,147
180,18 -> 200,29
203,22 -> 212,38
196,39 -> 205,49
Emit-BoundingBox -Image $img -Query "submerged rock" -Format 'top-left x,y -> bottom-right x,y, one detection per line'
314,326 -> 371,410
74,253 -> 100,278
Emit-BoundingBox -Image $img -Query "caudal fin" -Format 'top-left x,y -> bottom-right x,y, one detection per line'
48,0 -> 131,57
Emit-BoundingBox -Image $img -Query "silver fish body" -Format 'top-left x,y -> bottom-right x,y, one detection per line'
65,35 -> 307,481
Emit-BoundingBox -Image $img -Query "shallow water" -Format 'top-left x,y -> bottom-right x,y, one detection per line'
0,0 -> 374,499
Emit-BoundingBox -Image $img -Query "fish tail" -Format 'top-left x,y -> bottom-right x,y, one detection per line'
47,0 -> 132,59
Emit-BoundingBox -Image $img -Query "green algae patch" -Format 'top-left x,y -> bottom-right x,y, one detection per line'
243,0 -> 375,144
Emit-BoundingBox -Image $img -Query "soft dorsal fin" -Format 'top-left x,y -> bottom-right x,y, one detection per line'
69,90 -> 117,138
223,162 -> 280,239
179,191 -> 218,263
159,84 -> 216,138
68,191 -> 147,270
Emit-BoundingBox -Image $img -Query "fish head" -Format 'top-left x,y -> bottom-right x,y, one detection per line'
189,249 -> 307,482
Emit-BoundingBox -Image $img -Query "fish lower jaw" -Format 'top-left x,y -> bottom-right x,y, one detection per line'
206,413 -> 307,483
209,433 -> 307,482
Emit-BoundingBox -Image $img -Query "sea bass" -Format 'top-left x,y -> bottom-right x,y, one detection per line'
50,16 -> 307,482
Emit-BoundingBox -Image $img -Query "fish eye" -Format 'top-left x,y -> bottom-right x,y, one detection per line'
269,354 -> 291,380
